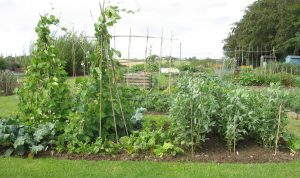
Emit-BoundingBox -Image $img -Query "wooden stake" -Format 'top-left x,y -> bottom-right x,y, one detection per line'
127,28 -> 131,60
168,35 -> 173,94
99,36 -> 103,138
144,28 -> 149,89
190,101 -> 194,157
274,105 -> 282,156
241,46 -> 244,66
106,52 -> 119,143
109,53 -> 129,136
233,116 -> 236,155
158,27 -> 163,90
180,42 -> 182,60
72,28 -> 76,78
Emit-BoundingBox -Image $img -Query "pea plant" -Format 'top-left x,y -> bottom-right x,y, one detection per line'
18,14 -> 70,129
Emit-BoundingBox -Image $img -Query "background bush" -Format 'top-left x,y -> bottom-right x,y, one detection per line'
0,71 -> 18,96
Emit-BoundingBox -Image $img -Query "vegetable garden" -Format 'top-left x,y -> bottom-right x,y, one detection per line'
1,3 -> 300,165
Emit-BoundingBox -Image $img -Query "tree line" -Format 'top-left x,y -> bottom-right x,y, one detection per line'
223,0 -> 300,61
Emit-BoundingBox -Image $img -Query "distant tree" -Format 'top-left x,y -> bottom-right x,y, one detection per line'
223,0 -> 300,60
54,32 -> 95,76
0,58 -> 7,70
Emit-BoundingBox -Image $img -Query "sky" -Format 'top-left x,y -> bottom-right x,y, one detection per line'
0,0 -> 256,59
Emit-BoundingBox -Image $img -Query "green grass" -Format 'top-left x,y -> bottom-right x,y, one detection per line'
287,118 -> 300,138
0,76 -> 84,118
0,95 -> 18,117
0,158 -> 299,178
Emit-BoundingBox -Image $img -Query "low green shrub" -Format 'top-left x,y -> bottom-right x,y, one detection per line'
0,118 -> 56,157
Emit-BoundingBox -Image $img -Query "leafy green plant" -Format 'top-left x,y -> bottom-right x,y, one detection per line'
170,74 -> 226,149
57,6 -> 135,154
0,118 -> 55,157
119,118 -> 184,157
236,71 -> 298,87
283,132 -> 300,153
18,14 -> 70,129
220,89 -> 250,150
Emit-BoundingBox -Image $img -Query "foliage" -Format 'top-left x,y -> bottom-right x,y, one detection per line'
0,70 -> 18,96
218,85 -> 288,148
177,64 -> 203,73
129,64 -> 145,73
120,115 -> 184,157
266,62 -> 300,75
0,55 -> 30,71
224,0 -> 300,60
57,113 -> 183,157
170,74 -> 289,151
236,71 -> 299,87
121,86 -> 171,113
0,118 -> 55,156
143,90 -> 171,113
170,74 -> 226,148
283,132 -> 300,153
54,32 -> 95,76
0,58 -> 7,70
57,6 -> 134,152
131,107 -> 147,130
18,14 -> 70,129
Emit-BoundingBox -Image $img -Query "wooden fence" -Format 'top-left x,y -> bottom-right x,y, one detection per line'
124,72 -> 152,89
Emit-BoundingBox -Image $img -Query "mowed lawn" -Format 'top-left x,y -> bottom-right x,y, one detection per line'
0,158 -> 300,178
0,95 -> 18,117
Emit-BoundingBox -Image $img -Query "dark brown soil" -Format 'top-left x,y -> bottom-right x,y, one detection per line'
37,136 -> 300,163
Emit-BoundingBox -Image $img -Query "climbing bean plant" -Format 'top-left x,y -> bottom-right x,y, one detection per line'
18,14 -> 70,130
59,5 -> 133,146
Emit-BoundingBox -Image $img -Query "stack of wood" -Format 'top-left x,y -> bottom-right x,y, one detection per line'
124,72 -> 152,89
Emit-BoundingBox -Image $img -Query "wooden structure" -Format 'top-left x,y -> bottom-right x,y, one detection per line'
124,72 -> 152,89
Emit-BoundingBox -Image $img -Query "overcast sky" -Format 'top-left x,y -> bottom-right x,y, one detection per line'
0,0 -> 255,59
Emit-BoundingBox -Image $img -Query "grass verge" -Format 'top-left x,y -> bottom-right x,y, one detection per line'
0,158 -> 300,178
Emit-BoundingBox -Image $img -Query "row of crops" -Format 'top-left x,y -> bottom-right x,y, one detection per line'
0,4 -> 299,158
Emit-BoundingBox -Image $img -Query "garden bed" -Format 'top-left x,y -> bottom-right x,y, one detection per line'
38,136 -> 299,163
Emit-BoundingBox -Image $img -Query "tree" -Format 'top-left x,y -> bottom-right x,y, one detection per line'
223,0 -> 300,61
0,58 -> 7,70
